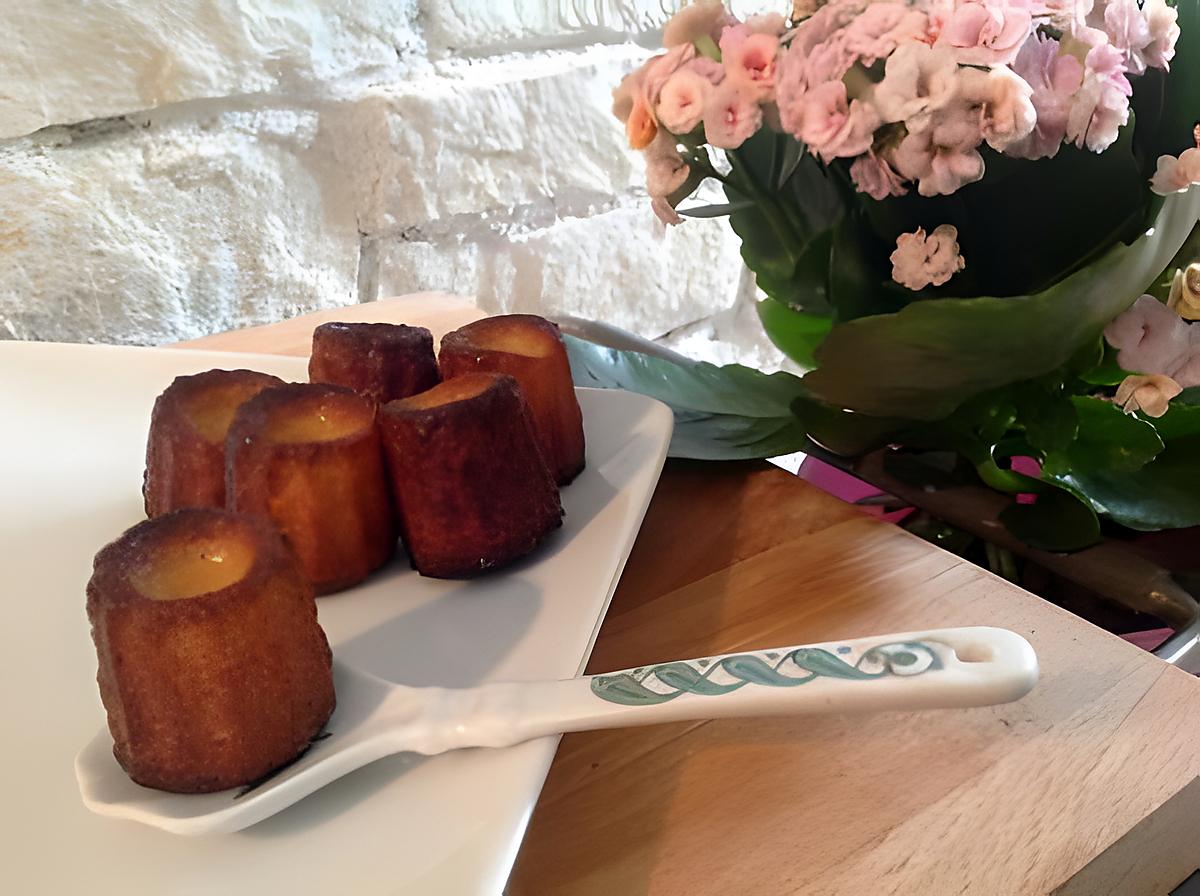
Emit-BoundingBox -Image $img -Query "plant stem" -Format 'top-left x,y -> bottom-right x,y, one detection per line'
975,458 -> 1045,494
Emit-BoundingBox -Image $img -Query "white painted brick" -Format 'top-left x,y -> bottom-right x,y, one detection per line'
375,203 -> 746,338
421,0 -> 679,54
318,48 -> 647,232
0,0 -> 421,139
0,113 -> 360,345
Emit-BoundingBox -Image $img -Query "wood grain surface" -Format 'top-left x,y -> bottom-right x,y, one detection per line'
182,298 -> 1200,896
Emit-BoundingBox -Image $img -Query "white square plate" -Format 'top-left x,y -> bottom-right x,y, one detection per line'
0,341 -> 671,895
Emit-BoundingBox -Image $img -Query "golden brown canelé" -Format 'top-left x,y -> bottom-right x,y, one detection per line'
143,369 -> 285,517
309,321 -> 441,405
226,383 -> 395,594
86,509 -> 335,793
438,315 -> 585,484
379,373 -> 563,578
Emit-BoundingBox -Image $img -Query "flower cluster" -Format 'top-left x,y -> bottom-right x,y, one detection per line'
614,0 -> 1180,223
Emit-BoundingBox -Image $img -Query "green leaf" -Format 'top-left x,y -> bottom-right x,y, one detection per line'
1046,402 -> 1200,531
670,410 -> 810,461
788,648 -> 877,679
791,394 -> 909,457
756,298 -> 831,368
1043,397 -> 1163,477
1019,387 -> 1079,454
678,200 -> 757,218
776,139 -> 806,190
998,487 -> 1101,551
803,187 -> 1200,421
564,334 -> 810,460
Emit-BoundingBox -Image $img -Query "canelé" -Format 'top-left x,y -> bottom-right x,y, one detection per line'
226,383 -> 394,594
379,373 -> 563,577
86,509 -> 335,793
438,315 -> 585,483
143,369 -> 284,517
309,321 -> 440,405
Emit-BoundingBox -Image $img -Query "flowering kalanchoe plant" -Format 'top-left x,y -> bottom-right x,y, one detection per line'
595,0 -> 1200,548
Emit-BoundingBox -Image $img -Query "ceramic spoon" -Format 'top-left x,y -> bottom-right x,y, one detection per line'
76,625 -> 1037,835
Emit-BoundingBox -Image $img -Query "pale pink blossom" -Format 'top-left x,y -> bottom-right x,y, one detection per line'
657,67 -> 716,134
1105,295 -> 1200,389
1102,0 -> 1152,74
892,127 -> 985,196
703,81 -> 764,149
643,43 -> 699,106
1065,40 -> 1131,152
1041,0 -> 1095,35
720,26 -> 780,100
960,65 -> 1037,152
1150,148 -> 1200,196
890,224 -> 966,290
796,80 -> 880,160
612,67 -> 646,124
663,0 -> 734,48
1114,374 -> 1181,418
644,131 -> 692,198
934,0 -> 1034,66
1006,32 -> 1084,159
872,41 -> 959,132
850,151 -> 908,199
843,4 -> 931,66
651,195 -> 683,226
1141,0 -> 1180,70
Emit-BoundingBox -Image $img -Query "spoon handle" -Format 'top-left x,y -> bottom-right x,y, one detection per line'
416,626 -> 1037,753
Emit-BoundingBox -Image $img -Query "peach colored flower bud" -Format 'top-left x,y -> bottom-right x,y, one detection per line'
626,98 -> 658,150
1114,374 -> 1182,418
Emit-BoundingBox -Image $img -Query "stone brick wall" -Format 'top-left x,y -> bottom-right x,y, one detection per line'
0,0 -> 761,352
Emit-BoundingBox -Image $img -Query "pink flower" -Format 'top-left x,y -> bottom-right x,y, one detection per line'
843,4 -> 931,66
796,80 -> 880,161
892,128 -> 985,196
643,43 -> 698,106
890,224 -> 966,290
663,0 -> 735,48
720,26 -> 780,101
703,81 -> 764,149
1150,148 -> 1200,196
1103,0 -> 1152,74
1105,295 -> 1200,390
872,41 -> 959,132
1006,32 -> 1084,160
657,66 -> 717,134
960,66 -> 1036,152
643,131 -> 691,199
1066,40 -> 1131,152
1040,0 -> 1095,36
1141,0 -> 1180,70
651,195 -> 683,226
850,151 -> 908,199
935,0 -> 1034,66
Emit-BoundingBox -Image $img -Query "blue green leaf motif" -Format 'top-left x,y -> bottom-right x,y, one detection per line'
590,641 -> 942,706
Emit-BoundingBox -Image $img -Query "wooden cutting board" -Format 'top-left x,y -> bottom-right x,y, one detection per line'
508,464 -> 1200,895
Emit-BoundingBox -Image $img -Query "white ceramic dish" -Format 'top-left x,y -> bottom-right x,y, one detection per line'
0,341 -> 672,895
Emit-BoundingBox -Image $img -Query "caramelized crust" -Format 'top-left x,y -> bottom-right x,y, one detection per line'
379,373 -> 563,578
86,509 -> 335,793
227,383 -> 395,594
309,321 -> 440,405
439,315 -> 585,484
143,369 -> 285,517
